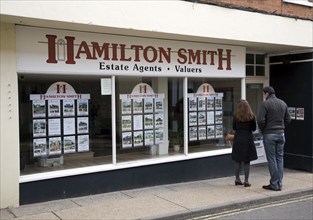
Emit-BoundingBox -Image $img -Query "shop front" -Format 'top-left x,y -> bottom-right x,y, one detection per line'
15,25 -> 258,204
2,0 -> 312,209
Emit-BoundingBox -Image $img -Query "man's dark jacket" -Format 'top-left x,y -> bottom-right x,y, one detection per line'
257,94 -> 291,134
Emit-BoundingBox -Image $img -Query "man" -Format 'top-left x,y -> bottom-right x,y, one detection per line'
257,86 -> 291,191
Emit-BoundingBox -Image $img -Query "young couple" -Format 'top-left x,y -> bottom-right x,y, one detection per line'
231,86 -> 291,191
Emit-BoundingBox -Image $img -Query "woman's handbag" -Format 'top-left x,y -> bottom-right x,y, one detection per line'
225,131 -> 235,141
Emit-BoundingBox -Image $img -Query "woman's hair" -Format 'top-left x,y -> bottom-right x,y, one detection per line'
235,99 -> 254,122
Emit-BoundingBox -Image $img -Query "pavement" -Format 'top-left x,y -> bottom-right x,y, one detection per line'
1,164 -> 312,220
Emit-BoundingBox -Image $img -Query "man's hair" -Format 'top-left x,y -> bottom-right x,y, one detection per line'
263,86 -> 275,94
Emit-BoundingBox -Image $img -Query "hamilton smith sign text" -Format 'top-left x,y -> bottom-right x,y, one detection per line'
46,35 -> 232,73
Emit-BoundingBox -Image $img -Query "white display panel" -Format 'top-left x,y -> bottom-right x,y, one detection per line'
31,82 -> 90,157
120,83 -> 165,148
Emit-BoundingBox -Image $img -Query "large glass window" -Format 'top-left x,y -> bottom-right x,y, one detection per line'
183,78 -> 241,154
115,76 -> 184,163
168,78 -> 184,153
19,74 -> 241,176
19,75 -> 112,175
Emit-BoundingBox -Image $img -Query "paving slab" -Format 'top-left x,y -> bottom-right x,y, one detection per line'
156,183 -> 265,212
121,185 -> 176,198
71,191 -> 131,207
54,195 -> 186,220
15,212 -> 59,220
284,169 -> 313,182
9,199 -> 78,218
0,209 -> 15,219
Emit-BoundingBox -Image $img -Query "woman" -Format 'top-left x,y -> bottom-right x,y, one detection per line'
232,99 -> 258,187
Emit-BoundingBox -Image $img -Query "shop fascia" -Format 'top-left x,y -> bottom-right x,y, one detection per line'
46,34 -> 232,70
16,26 -> 245,77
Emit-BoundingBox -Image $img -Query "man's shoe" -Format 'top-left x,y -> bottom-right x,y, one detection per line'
262,185 -> 281,191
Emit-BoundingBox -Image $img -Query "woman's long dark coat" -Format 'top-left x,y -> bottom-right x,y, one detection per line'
231,116 -> 258,162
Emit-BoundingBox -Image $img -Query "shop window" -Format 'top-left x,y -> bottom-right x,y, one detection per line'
114,76 -> 239,160
184,78 -> 241,153
246,53 -> 265,76
168,78 -> 184,153
19,75 -> 112,175
19,75 -> 241,176
115,76 -> 183,163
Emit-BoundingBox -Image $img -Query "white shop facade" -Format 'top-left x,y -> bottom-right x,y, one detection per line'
16,26 -> 267,204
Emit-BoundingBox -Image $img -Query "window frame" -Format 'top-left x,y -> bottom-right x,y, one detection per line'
246,53 -> 266,77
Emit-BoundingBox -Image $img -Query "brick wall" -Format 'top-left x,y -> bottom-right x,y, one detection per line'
196,0 -> 313,20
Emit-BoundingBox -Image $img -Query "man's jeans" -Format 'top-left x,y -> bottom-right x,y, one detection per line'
263,133 -> 285,190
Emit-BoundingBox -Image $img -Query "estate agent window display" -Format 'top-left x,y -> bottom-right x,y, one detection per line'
119,83 -> 165,149
19,75 -> 113,175
19,75 -> 240,176
188,83 -> 224,143
30,82 -> 90,166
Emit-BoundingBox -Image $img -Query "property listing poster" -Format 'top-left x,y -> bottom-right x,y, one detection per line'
30,81 -> 90,157
188,83 -> 224,142
120,83 -> 165,148
288,107 -> 305,120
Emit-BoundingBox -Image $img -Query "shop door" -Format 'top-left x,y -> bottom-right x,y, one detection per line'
246,83 -> 267,164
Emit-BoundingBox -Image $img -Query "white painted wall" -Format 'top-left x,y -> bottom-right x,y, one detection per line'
0,23 -> 20,208
1,0 -> 312,50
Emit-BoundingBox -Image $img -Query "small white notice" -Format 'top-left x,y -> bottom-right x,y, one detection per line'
101,78 -> 112,95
